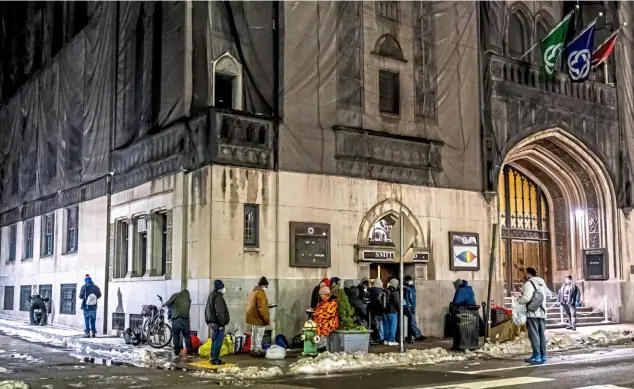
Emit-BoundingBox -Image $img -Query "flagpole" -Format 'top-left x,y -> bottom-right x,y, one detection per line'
519,7 -> 577,61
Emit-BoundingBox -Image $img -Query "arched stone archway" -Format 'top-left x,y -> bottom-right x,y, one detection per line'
498,128 -> 618,307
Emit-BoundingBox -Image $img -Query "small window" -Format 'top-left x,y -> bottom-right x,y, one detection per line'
129,314 -> 144,331
41,214 -> 55,257
132,217 -> 148,277
66,207 -> 79,253
151,213 -> 168,276
114,220 -> 129,279
244,204 -> 259,248
60,284 -> 76,315
8,225 -> 17,262
379,70 -> 400,115
19,285 -> 31,312
112,313 -> 125,330
38,284 -> 52,313
214,74 -> 235,109
23,220 -> 34,259
3,286 -> 14,310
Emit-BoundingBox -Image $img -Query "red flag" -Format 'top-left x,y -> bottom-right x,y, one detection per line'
592,30 -> 619,67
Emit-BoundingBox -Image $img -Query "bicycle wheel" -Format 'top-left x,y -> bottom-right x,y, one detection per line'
147,323 -> 173,349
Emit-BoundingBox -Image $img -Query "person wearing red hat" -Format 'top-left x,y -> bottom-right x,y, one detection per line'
79,274 -> 101,338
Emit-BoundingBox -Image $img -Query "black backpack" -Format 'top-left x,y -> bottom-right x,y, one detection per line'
379,289 -> 389,309
526,280 -> 545,313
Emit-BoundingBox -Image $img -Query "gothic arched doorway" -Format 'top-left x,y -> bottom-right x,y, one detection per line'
499,166 -> 551,294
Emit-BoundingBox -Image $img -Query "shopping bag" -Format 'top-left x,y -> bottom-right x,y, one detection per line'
220,335 -> 234,357
198,338 -> 212,358
512,299 -> 527,325
265,345 -> 287,360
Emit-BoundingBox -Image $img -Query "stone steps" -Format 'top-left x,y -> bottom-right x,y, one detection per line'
502,296 -> 610,329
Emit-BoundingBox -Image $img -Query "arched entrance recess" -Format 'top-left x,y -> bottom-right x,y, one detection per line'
355,199 -> 430,285
498,128 -> 617,296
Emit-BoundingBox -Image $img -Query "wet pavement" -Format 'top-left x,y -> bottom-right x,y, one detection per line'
5,333 -> 634,388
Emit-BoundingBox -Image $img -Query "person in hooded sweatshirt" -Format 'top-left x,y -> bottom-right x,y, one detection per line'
79,274 -> 101,338
369,278 -> 385,342
29,291 -> 49,326
452,279 -> 476,306
383,278 -> 401,346
164,289 -> 193,356
311,278 -> 331,309
205,280 -> 230,365
517,267 -> 548,365
404,275 -> 425,341
246,277 -> 270,357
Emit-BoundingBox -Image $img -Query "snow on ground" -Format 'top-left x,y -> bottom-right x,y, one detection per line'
0,382 -> 29,389
194,366 -> 284,381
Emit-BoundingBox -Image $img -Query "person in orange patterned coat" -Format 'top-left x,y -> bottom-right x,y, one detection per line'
313,286 -> 339,337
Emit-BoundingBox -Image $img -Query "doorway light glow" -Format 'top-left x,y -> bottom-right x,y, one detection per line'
575,209 -> 585,218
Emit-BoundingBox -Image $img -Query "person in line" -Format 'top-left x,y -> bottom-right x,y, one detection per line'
246,277 -> 270,357
29,291 -> 49,326
164,289 -> 193,357
347,283 -> 368,328
311,278 -> 330,309
557,275 -> 581,331
358,277 -> 371,302
452,279 -> 476,306
369,278 -> 385,343
313,285 -> 339,339
404,275 -> 426,342
329,277 -> 341,294
518,267 -> 547,365
383,278 -> 400,346
79,274 -> 102,338
205,280 -> 230,365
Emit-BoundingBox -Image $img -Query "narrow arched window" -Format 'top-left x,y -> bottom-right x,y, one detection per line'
508,13 -> 526,59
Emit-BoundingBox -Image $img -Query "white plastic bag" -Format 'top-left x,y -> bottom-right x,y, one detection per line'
265,345 -> 287,360
512,299 -> 527,325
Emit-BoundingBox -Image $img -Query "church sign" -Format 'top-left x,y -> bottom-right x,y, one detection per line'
289,222 -> 331,268
583,248 -> 608,280
357,247 -> 429,263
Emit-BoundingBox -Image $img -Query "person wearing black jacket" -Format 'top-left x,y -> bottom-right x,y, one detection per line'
205,280 -> 230,365
383,278 -> 401,346
29,293 -> 49,326
310,278 -> 330,309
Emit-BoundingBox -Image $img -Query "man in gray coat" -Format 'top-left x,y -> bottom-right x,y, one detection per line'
557,275 -> 581,331
517,267 -> 547,365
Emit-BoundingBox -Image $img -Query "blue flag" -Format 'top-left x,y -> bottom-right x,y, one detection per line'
563,21 -> 596,82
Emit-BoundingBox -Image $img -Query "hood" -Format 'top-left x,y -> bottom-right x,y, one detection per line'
528,277 -> 545,287
373,278 -> 384,288
181,289 -> 190,298
214,280 -> 225,291
389,278 -> 399,289
360,277 -> 369,286
343,280 -> 355,289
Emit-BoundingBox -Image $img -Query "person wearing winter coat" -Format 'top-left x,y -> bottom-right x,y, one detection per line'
369,278 -> 385,342
404,275 -> 425,341
330,277 -> 341,294
452,279 -> 476,306
78,274 -> 102,338
205,280 -> 230,365
557,275 -> 581,331
28,293 -> 49,326
383,278 -> 401,346
517,267 -> 548,365
358,277 -> 371,302
164,289 -> 193,356
347,284 -> 368,327
246,277 -> 270,357
311,278 -> 330,309
313,286 -> 339,337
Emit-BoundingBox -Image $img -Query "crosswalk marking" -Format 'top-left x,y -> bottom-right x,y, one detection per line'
419,376 -> 555,389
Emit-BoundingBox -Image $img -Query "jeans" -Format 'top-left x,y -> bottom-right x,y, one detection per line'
410,310 -> 422,338
171,317 -> 193,355
252,326 -> 266,351
210,324 -> 226,363
373,314 -> 384,341
83,309 -> 97,334
382,313 -> 397,342
526,317 -> 547,358
563,303 -> 577,328
403,308 -> 415,341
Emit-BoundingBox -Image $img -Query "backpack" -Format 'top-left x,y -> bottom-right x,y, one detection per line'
378,289 -> 388,309
86,293 -> 98,306
526,280 -> 544,313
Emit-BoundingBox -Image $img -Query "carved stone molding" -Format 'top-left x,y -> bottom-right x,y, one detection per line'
412,1 -> 437,122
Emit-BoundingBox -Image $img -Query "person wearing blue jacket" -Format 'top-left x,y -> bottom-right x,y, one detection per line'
404,276 -> 425,341
79,274 -> 102,338
452,279 -> 476,306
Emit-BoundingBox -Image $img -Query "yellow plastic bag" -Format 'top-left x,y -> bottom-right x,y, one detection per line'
198,338 -> 211,358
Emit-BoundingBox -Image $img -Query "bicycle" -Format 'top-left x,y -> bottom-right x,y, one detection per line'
140,295 -> 173,348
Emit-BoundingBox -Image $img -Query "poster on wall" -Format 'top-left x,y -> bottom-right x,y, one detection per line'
449,231 -> 480,271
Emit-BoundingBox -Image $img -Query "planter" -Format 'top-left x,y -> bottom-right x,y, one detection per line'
326,331 -> 370,353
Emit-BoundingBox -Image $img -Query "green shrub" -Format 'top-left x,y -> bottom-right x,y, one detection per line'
333,287 -> 368,333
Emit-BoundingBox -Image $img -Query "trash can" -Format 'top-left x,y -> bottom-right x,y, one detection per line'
452,305 -> 480,351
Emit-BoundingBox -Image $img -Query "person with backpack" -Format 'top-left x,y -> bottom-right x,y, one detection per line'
382,278 -> 401,346
517,267 -> 547,365
164,289 -> 194,357
369,278 -> 385,343
78,274 -> 102,338
557,275 -> 581,331
205,280 -> 230,365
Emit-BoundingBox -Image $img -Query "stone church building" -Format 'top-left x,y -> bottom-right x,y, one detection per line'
0,1 -> 633,340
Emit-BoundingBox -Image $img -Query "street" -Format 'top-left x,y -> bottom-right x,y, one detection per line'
3,334 -> 634,389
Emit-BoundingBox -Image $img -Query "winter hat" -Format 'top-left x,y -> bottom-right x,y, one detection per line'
453,279 -> 463,289
214,280 -> 225,291
404,275 -> 413,283
566,275 -> 573,280
319,286 -> 331,296
343,280 -> 355,289
258,276 -> 269,287
320,278 -> 331,287
85,274 -> 92,283
389,278 -> 399,289
330,277 -> 340,286
373,278 -> 383,288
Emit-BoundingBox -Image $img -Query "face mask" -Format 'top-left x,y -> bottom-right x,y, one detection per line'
363,286 -> 368,291
220,288 -> 226,294
262,287 -> 267,292
408,281 -> 414,286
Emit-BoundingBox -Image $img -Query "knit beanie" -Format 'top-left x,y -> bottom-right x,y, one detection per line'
373,278 -> 383,288
330,277 -> 340,286
85,274 -> 92,283
320,278 -> 331,287
389,278 -> 399,289
258,276 -> 269,287
214,280 -> 225,291
319,286 -> 331,296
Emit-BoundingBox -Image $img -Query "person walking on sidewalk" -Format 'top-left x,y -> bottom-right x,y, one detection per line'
557,275 -> 581,331
164,289 -> 193,357
518,267 -> 547,365
205,280 -> 230,365
246,277 -> 270,357
78,274 -> 101,338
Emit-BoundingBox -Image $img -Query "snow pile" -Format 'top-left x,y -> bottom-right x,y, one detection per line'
579,330 -> 634,347
194,366 -> 283,381
0,326 -> 66,347
289,347 -> 466,375
0,382 -> 29,389
6,353 -> 42,363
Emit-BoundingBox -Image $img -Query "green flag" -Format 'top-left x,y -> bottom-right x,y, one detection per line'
540,12 -> 573,79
